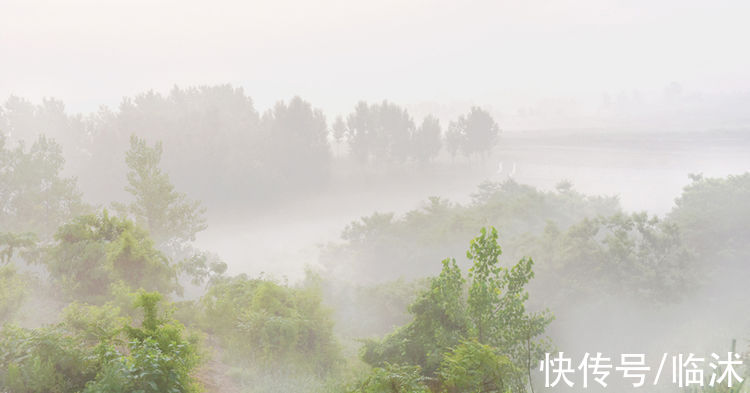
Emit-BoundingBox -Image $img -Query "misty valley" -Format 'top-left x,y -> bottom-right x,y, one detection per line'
1,87 -> 749,393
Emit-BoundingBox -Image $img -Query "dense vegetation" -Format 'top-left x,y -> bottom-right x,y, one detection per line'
321,179 -> 706,308
0,90 -> 499,209
0,291 -> 200,393
1,90 -> 748,392
357,227 -> 552,392
195,274 -> 339,373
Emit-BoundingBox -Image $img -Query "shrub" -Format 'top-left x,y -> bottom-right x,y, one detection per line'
349,363 -> 429,393
44,210 -> 179,302
199,275 -> 340,374
0,325 -> 97,393
0,265 -> 28,323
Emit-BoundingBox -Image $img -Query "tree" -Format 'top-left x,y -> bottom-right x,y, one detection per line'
331,115 -> 348,157
669,173 -> 750,264
445,121 -> 463,159
466,227 -> 504,344
439,340 -> 516,393
97,291 -> 202,393
0,133 -> 88,239
198,274 -> 340,374
0,232 -> 37,264
0,265 -> 29,323
466,227 -> 552,390
412,115 -> 442,163
361,227 -> 552,392
446,107 -> 500,158
528,212 -> 695,304
116,135 -> 206,248
178,251 -> 227,287
345,102 -> 373,164
0,96 -> 89,162
262,97 -> 332,190
0,291 -> 202,393
344,101 -> 416,165
0,324 -> 98,393
322,180 -> 621,284
86,85 -> 265,206
45,210 -> 179,301
361,258 -> 469,375
331,116 -> 347,144
378,102 -> 414,163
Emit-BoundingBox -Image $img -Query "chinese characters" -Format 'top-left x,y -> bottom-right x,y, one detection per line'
540,352 -> 744,388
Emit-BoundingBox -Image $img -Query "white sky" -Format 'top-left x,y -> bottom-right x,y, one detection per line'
1,0 -> 749,120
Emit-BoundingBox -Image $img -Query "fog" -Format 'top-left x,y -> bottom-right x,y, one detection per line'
193,128 -> 750,283
2,1 -> 750,392
3,0 -> 750,127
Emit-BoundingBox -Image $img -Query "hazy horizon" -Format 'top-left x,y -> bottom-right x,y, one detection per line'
2,2 -> 749,392
3,0 -> 750,129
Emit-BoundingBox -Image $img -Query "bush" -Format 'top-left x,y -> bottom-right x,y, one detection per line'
0,325 -> 97,393
669,173 -> 750,263
198,275 -> 340,374
0,265 -> 28,323
439,340 -> 516,393
523,212 -> 695,303
322,180 -> 620,282
349,363 -> 429,393
360,227 -> 552,392
44,210 -> 179,301
0,291 -> 201,393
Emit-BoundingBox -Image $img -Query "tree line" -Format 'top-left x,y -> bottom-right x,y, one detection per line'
1,122 -> 749,391
0,86 -> 500,206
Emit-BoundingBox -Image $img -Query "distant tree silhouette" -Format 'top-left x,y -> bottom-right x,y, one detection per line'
262,96 -> 331,189
412,115 -> 442,163
446,107 -> 499,158
345,101 -> 417,165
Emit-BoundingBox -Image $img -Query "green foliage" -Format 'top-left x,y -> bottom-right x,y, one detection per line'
61,302 -> 125,346
361,258 -> 468,376
198,275 -> 340,374
0,291 -> 201,393
178,251 -> 228,287
86,291 -> 201,393
439,340 -> 516,393
525,212 -> 695,303
323,275 -> 429,339
361,228 -> 551,392
116,135 -> 207,247
45,210 -> 179,301
323,180 -> 620,282
466,227 -> 504,344
0,325 -> 98,393
325,179 -> 695,306
670,173 -> 750,263
466,228 -> 553,380
0,265 -> 28,323
0,133 -> 88,239
0,232 -> 37,264
349,363 -> 430,393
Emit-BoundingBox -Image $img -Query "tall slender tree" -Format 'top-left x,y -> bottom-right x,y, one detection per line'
115,135 -> 206,247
